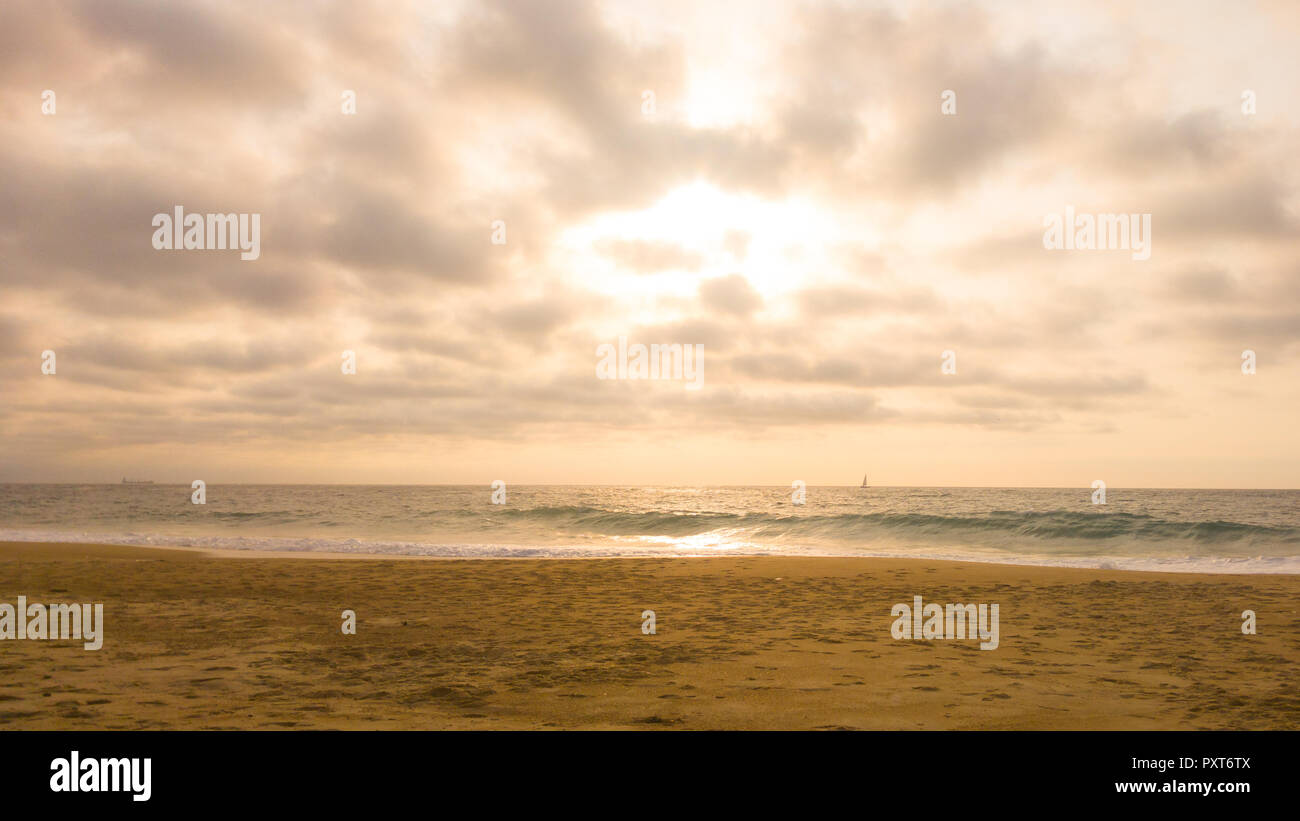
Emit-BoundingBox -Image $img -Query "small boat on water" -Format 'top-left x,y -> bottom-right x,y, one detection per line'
860,474 -> 868,489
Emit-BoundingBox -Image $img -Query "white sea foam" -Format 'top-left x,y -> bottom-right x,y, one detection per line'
2,528 -> 1295,574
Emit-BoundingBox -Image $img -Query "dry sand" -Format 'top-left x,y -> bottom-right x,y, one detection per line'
1,541 -> 1296,729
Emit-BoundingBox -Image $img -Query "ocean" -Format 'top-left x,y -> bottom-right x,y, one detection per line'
0,484 -> 1296,574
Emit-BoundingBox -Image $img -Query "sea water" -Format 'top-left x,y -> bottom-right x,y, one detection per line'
0,484 -> 1296,573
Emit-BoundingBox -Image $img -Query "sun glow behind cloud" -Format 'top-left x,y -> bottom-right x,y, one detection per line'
558,181 -> 866,304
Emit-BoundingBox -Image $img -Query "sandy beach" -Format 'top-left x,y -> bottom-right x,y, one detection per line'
1,541 -> 1296,730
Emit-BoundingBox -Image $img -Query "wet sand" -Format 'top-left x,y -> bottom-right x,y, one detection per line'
1,541 -> 1296,729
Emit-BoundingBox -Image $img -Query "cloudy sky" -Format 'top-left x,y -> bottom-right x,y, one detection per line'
1,0 -> 1298,486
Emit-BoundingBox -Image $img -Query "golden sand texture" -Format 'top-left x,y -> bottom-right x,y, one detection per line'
1,542 -> 1296,729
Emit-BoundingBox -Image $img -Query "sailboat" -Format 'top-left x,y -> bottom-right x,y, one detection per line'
860,474 -> 869,489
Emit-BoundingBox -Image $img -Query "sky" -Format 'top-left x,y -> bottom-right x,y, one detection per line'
1,0 -> 1298,487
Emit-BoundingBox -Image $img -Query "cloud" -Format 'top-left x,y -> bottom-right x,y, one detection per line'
595,239 -> 704,274
1,0 -> 1298,484
699,274 -> 762,316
